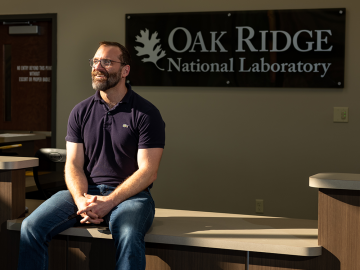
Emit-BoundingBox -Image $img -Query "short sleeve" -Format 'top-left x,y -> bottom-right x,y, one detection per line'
65,106 -> 84,143
138,108 -> 165,149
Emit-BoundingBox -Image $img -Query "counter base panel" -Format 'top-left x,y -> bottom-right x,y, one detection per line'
319,188 -> 360,270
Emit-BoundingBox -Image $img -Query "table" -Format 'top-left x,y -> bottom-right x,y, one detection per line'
0,133 -> 47,157
310,173 -> 360,270
0,156 -> 38,270
0,133 -> 46,144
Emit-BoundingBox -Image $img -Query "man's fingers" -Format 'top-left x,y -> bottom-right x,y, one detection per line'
80,215 -> 91,223
85,195 -> 97,206
78,207 -> 99,219
80,216 -> 103,224
80,213 -> 103,224
77,206 -> 91,215
92,218 -> 104,224
84,193 -> 97,201
86,211 -> 99,219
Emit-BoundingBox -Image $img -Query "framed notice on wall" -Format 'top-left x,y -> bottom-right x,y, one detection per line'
125,8 -> 345,88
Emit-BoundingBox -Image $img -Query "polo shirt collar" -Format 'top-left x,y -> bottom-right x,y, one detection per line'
94,83 -> 133,104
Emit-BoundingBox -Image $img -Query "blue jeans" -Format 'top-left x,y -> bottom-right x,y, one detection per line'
17,185 -> 155,270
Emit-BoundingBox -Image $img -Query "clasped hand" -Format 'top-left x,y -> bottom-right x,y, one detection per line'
77,194 -> 114,224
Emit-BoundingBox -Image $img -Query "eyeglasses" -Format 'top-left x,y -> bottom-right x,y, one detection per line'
89,58 -> 126,68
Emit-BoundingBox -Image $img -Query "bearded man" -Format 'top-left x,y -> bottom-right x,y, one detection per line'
18,41 -> 165,270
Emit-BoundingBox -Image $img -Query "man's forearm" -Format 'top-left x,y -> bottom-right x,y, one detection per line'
64,163 -> 88,205
106,148 -> 163,206
107,167 -> 156,207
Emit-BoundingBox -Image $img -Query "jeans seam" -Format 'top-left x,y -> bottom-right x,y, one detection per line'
31,214 -> 74,270
34,192 -> 77,270
136,214 -> 148,270
139,195 -> 154,234
41,248 -> 46,270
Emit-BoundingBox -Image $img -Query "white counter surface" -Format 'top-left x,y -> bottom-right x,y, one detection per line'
0,156 -> 38,170
310,173 -> 360,190
8,201 -> 321,257
0,133 -> 46,143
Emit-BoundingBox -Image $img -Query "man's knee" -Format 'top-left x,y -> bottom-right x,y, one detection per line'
112,225 -> 143,248
21,215 -> 42,239
21,190 -> 74,237
109,198 -> 154,239
50,189 -> 72,201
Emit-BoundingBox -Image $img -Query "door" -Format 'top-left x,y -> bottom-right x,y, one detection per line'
0,20 -> 52,131
0,17 -> 55,154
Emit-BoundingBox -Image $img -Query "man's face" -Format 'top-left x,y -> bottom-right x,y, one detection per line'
91,45 -> 123,91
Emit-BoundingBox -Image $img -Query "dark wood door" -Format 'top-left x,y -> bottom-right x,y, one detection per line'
0,21 -> 52,132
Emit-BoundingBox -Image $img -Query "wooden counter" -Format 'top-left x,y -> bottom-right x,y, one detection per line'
8,207 -> 321,256
2,168 -> 345,270
8,201 -> 338,270
0,156 -> 38,270
310,173 -> 360,270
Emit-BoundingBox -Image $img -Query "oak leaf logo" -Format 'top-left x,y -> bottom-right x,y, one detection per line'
134,29 -> 166,71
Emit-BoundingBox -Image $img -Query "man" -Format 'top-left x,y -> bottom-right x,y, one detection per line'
18,41 -> 165,270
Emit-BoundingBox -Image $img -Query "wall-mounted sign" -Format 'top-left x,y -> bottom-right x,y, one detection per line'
126,9 -> 345,88
17,65 -> 51,83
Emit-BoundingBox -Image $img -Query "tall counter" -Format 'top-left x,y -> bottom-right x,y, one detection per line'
0,156 -> 38,270
310,173 -> 360,270
0,133 -> 46,144
0,133 -> 47,157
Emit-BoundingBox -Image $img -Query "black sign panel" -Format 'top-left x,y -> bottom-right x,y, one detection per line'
126,9 -> 345,88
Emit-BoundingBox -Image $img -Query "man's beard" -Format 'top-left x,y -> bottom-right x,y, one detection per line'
91,68 -> 122,91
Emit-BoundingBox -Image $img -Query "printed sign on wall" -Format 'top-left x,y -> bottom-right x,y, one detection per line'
125,9 -> 345,88
17,65 -> 51,83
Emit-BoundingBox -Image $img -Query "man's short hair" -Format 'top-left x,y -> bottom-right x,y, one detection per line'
99,41 -> 132,67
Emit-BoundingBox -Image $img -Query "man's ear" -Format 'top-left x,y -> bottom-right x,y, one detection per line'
122,65 -> 130,78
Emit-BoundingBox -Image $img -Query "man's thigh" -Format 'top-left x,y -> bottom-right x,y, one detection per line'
107,190 -> 155,236
23,190 -> 79,238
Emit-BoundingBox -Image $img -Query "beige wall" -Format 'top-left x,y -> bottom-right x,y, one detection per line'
2,0 -> 359,219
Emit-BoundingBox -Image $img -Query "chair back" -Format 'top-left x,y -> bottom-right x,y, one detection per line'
33,148 -> 67,199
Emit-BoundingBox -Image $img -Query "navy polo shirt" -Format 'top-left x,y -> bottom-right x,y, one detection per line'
65,84 -> 165,187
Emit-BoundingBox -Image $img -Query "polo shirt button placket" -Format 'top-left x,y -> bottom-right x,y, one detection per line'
105,111 -> 112,130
